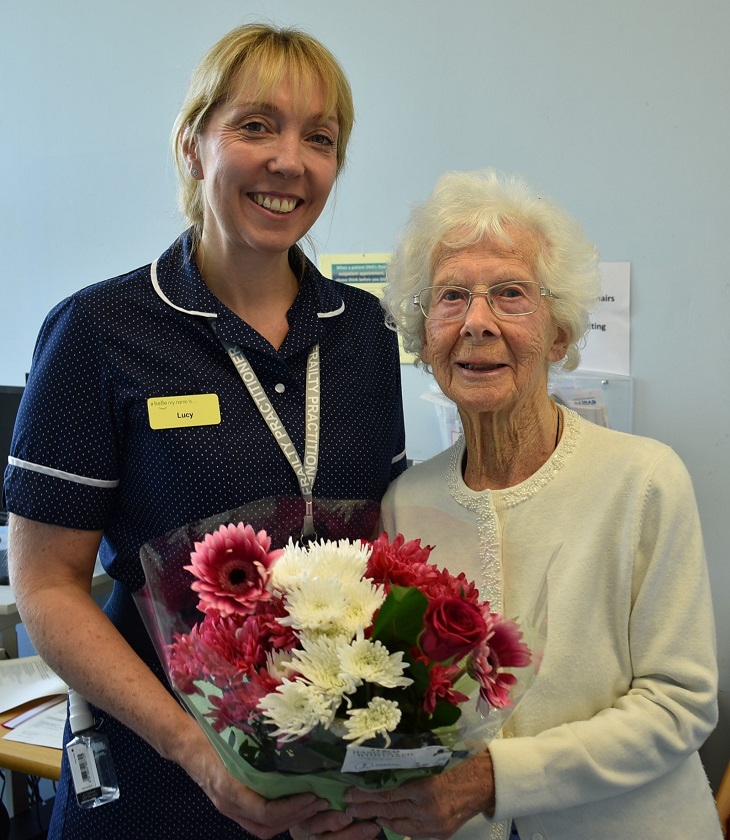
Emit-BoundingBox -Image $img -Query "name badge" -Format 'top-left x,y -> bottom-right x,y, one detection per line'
147,394 -> 221,430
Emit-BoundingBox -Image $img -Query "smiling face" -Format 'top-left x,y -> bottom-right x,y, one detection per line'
422,227 -> 568,421
184,69 -> 339,263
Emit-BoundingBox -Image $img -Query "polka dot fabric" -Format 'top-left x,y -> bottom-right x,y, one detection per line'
4,232 -> 407,839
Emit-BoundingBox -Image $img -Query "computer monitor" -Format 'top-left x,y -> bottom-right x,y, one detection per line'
0,385 -> 24,527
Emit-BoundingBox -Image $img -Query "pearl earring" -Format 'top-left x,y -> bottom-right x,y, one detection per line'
191,167 -> 199,177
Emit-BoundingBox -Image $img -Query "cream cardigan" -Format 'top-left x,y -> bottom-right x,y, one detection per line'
381,408 -> 721,839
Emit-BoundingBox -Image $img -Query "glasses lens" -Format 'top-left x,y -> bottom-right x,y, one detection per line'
489,281 -> 541,315
421,286 -> 470,319
419,282 -> 544,319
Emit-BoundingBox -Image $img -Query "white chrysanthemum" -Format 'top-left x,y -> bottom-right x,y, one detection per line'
343,696 -> 402,747
265,649 -> 294,682
257,679 -> 335,742
286,636 -> 358,699
340,633 -> 413,689
334,577 -> 386,638
269,539 -> 312,591
280,577 -> 350,635
271,539 -> 372,593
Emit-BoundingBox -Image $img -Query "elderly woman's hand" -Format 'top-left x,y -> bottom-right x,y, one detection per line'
343,750 -> 496,840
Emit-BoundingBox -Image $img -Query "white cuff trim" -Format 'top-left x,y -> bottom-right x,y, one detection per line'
391,447 -> 407,464
8,456 -> 120,489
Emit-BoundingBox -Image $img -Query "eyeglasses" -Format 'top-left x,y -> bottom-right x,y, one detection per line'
413,281 -> 557,320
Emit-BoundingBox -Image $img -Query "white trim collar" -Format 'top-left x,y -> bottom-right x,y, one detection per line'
150,254 -> 346,320
317,300 -> 345,318
150,259 -> 217,319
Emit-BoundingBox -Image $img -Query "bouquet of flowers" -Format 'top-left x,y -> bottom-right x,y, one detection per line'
136,500 -> 547,836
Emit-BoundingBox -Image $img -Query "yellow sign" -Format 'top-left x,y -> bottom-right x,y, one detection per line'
147,394 -> 221,430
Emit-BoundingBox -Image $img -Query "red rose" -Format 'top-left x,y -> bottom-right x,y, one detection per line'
420,595 -> 488,663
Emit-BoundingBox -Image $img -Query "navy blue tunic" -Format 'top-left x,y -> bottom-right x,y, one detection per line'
3,232 -> 407,839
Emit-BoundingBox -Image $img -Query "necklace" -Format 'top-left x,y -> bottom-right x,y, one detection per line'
554,407 -> 562,450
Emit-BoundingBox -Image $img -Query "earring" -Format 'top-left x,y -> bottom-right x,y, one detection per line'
191,167 -> 199,178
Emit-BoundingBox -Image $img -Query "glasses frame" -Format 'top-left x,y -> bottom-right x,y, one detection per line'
413,281 -> 558,320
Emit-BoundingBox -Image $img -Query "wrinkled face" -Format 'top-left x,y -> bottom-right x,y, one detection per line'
185,70 -> 339,260
421,228 -> 568,418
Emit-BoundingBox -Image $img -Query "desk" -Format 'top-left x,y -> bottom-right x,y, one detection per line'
0,567 -> 113,658
1,698 -> 62,818
0,700 -> 62,782
0,568 -> 112,817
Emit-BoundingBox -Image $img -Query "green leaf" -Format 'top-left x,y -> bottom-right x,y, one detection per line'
430,701 -> 462,729
371,585 -> 429,649
404,655 -> 431,695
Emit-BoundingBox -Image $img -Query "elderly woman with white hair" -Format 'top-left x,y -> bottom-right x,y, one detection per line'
291,169 -> 721,839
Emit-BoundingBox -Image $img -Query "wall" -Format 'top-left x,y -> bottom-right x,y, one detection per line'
2,0 -> 728,786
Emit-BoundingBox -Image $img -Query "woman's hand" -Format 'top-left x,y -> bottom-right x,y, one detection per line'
290,810 -> 382,840
343,751 -> 496,840
175,720 -> 329,838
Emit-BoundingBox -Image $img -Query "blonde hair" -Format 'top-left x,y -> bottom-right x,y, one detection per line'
172,24 -> 354,245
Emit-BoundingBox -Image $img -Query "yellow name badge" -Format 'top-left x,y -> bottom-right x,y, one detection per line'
147,394 -> 221,430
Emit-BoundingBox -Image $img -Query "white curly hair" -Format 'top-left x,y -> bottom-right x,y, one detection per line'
382,168 -> 601,372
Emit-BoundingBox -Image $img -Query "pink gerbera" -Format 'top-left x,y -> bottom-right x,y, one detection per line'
184,523 -> 282,617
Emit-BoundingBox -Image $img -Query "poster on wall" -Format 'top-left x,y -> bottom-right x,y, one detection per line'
577,261 -> 631,376
549,261 -> 632,433
318,253 -> 417,364
321,255 -> 630,375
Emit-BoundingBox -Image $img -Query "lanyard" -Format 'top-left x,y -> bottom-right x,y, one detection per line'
213,326 -> 320,542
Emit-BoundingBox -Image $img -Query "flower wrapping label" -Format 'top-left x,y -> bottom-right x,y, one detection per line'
341,744 -> 453,773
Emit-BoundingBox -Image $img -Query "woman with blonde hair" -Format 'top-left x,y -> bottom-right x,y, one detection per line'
5,23 -> 406,840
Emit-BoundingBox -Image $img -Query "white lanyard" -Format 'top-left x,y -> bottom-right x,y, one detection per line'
214,327 -> 320,542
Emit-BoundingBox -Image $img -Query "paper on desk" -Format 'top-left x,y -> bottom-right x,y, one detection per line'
3,698 -> 66,749
4,696 -> 65,728
0,655 -> 68,713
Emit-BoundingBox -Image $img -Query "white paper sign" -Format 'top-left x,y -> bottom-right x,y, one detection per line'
577,262 -> 631,375
341,744 -> 452,773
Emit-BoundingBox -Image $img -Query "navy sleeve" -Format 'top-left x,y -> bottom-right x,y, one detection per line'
5,295 -> 120,529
